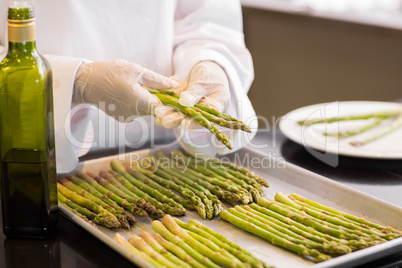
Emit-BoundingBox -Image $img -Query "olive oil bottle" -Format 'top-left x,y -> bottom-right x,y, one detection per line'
0,0 -> 58,238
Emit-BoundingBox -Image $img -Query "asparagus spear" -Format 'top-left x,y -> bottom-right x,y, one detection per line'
114,234 -> 164,268
170,151 -> 253,204
76,172 -> 149,218
152,154 -> 224,216
136,166 -> 206,219
350,114 -> 402,147
57,183 -> 121,228
68,175 -> 137,225
152,220 -> 220,268
151,92 -> 233,149
58,192 -> 97,225
257,197 -> 367,241
220,209 -> 332,262
111,160 -> 186,216
174,218 -> 267,268
138,232 -> 193,268
162,215 -> 247,268
231,206 -> 351,256
324,118 -> 385,138
93,174 -> 165,218
128,236 -> 177,268
248,203 -> 366,251
290,193 -> 402,237
126,165 -> 194,210
58,177 -> 130,229
160,154 -> 243,203
274,193 -> 387,240
209,157 -> 269,187
152,233 -> 208,268
145,162 -> 213,219
147,88 -> 251,129
297,109 -> 400,125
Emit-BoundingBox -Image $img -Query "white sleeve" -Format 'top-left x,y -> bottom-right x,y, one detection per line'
46,55 -> 93,174
173,0 -> 257,156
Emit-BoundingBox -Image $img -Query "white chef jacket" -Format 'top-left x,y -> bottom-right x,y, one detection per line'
0,0 -> 256,174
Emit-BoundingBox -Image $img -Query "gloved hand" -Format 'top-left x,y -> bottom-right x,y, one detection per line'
73,59 -> 179,122
154,61 -> 230,131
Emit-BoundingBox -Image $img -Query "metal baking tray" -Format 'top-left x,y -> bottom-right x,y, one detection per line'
59,144 -> 402,268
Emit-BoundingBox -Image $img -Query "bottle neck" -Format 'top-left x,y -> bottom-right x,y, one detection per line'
7,18 -> 36,52
8,41 -> 36,53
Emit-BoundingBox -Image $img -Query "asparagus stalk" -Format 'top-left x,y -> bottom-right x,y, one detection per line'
114,234 -> 164,268
161,215 -> 247,268
128,236 -> 177,268
350,114 -> 402,147
136,166 -> 206,219
138,232 -> 193,268
170,151 -> 253,204
126,165 -> 194,210
94,174 -> 165,218
274,193 -> 387,240
152,220 -> 220,268
58,177 -> 131,229
57,183 -> 121,228
290,193 -> 402,237
151,92 -> 233,149
58,192 -> 97,224
297,109 -> 400,125
161,154 -> 243,203
324,118 -> 385,138
152,154 -> 224,216
76,172 -> 149,218
152,233 -> 208,268
220,210 -> 332,262
174,218 -> 267,268
210,157 -> 269,187
248,203 -> 366,251
111,160 -> 186,216
148,87 -> 251,130
231,206 -> 351,256
157,165 -> 219,219
257,197 -> 365,241
144,162 -> 213,219
68,175 -> 136,225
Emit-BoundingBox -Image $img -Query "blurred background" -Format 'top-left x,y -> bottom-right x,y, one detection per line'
242,0 -> 402,125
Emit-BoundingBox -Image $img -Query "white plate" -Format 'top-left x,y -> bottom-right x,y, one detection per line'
279,101 -> 402,159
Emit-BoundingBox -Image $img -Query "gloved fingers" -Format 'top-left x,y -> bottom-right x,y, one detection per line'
155,105 -> 176,118
160,111 -> 186,129
178,61 -> 228,107
181,117 -> 203,132
131,84 -> 162,117
139,68 -> 179,89
197,85 -> 230,113
155,117 -> 163,126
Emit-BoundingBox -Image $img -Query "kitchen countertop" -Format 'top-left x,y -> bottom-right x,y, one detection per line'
0,129 -> 401,268
241,0 -> 402,30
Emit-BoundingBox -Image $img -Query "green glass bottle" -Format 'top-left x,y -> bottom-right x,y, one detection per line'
0,0 -> 58,238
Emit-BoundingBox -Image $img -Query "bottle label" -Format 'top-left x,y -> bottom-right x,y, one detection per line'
8,19 -> 36,43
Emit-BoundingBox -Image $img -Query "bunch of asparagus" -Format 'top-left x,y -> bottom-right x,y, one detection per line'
220,192 -> 402,263
114,215 -> 271,268
135,150 -> 269,219
297,108 -> 402,147
147,88 -> 252,150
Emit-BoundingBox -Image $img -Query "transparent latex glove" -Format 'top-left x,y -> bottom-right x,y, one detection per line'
73,59 -> 179,123
154,61 -> 230,130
